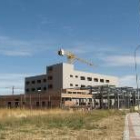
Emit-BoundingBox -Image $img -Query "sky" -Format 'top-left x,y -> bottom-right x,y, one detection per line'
0,0 -> 140,94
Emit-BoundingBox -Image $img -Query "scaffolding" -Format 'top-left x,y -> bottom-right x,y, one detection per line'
87,85 -> 138,109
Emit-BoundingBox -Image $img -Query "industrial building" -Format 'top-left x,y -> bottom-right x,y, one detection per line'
0,62 -> 119,109
25,63 -> 118,93
24,62 -> 118,108
0,84 -> 138,109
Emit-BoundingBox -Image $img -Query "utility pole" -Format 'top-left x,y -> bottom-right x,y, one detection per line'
12,86 -> 14,95
134,45 -> 140,111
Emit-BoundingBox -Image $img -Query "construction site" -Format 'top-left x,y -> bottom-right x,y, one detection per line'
1,1 -> 140,139
0,49 -> 139,110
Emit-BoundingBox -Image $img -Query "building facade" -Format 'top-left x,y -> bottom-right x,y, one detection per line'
25,63 -> 118,94
0,63 -> 131,109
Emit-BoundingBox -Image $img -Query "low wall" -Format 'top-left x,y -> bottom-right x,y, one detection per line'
0,91 -> 61,109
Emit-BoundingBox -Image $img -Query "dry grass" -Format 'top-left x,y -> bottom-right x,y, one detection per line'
0,109 -> 125,140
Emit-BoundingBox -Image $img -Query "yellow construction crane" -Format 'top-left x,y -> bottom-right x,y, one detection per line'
58,48 -> 94,66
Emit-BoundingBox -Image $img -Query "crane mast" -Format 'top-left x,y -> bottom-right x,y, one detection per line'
58,49 -> 93,66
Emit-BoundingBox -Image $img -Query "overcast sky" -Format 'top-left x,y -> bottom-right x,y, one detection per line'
0,0 -> 140,94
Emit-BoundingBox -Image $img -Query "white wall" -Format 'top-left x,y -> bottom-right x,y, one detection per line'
25,63 -> 119,93
62,63 -> 118,89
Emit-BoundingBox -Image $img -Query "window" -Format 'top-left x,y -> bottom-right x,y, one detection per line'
42,101 -> 46,107
75,84 -> 78,87
15,102 -> 19,108
70,75 -> 73,78
48,76 -> 53,80
26,89 -> 29,92
75,75 -> 78,78
32,81 -> 35,84
100,79 -> 104,83
31,88 -> 35,92
43,87 -> 47,90
47,66 -> 53,72
36,102 -> 39,107
26,81 -> 30,85
37,80 -> 41,83
37,87 -> 41,91
106,80 -> 110,83
48,84 -> 53,89
70,83 -> 73,86
94,78 -> 98,82
43,79 -> 47,82
87,77 -> 92,81
8,102 -> 11,108
81,85 -> 85,88
80,76 -> 85,80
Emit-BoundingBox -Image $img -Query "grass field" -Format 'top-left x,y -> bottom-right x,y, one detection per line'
0,109 -> 125,140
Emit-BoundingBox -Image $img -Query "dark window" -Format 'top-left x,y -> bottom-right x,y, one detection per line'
48,84 -> 53,89
43,79 -> 47,82
37,87 -> 41,91
79,102 -> 86,105
8,102 -> 11,108
94,78 -> 98,82
81,85 -> 85,87
70,83 -> 73,86
43,87 -> 47,90
80,76 -> 85,80
70,75 -> 73,78
47,66 -> 53,72
87,77 -> 92,81
106,80 -> 110,83
31,88 -> 35,92
26,89 -> 29,92
100,79 -> 104,83
37,80 -> 41,83
75,84 -> 78,87
75,75 -> 78,78
15,102 -> 19,108
42,101 -> 46,107
48,76 -> 53,80
89,98 -> 92,102
32,81 -> 35,84
26,81 -> 30,85
36,102 -> 39,107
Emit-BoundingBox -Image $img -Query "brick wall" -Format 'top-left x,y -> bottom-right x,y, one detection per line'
0,90 -> 61,109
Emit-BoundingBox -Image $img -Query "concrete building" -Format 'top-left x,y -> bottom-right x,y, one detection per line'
25,63 -> 118,94
0,63 -> 119,109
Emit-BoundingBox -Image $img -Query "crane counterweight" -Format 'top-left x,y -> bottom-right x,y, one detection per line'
58,48 -> 94,67
58,49 -> 65,56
